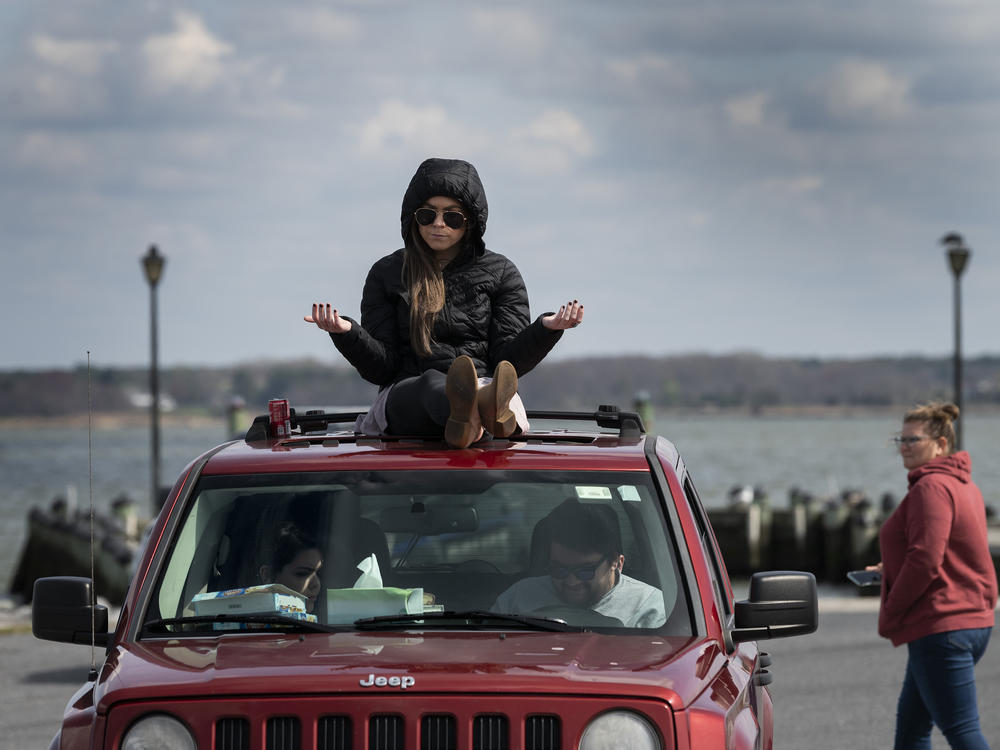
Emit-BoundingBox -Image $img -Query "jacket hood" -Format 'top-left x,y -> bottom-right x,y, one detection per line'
907,450 -> 972,488
400,158 -> 488,255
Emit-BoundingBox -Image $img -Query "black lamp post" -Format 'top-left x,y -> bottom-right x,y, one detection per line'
141,245 -> 166,513
941,232 -> 970,450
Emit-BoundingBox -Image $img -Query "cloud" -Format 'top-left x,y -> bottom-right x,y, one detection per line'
725,91 -> 770,128
358,100 -> 486,157
15,132 -> 91,172
6,35 -> 119,119
759,175 -> 824,194
141,11 -> 234,94
935,4 -> 1000,46
823,58 -> 911,122
10,72 -> 108,121
31,35 -> 118,76
608,54 -> 690,91
507,109 -> 594,174
467,9 -> 547,57
4,0 -> 1000,368
688,211 -> 711,228
913,62 -> 1000,106
285,8 -> 361,41
607,54 -> 691,91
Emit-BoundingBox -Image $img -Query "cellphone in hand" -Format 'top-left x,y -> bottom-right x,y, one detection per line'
846,569 -> 882,587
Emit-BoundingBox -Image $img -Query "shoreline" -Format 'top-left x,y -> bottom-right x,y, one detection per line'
0,412 -> 227,430
4,404 -> 999,430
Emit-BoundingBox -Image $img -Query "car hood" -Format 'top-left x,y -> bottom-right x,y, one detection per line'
97,631 -> 715,711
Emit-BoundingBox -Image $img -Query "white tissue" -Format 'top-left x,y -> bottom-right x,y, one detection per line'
353,553 -> 383,589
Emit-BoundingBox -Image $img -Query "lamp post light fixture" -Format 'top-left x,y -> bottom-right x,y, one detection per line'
141,245 -> 166,513
941,232 -> 970,451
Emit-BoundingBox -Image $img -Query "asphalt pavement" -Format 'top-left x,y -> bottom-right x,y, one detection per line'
769,598 -> 1000,749
1,594 -> 997,750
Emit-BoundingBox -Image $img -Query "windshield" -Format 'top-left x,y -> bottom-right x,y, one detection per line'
144,470 -> 692,635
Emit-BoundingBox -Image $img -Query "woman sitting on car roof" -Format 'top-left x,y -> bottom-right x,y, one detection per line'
305,157 -> 583,448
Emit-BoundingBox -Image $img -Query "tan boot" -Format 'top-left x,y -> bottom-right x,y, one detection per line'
444,355 -> 482,448
478,360 -> 518,438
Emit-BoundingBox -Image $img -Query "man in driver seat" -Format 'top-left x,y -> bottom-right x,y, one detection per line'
492,498 -> 666,628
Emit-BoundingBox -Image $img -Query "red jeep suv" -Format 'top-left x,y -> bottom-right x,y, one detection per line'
33,405 -> 817,750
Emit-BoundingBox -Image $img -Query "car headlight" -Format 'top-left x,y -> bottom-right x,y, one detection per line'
580,710 -> 661,750
121,714 -> 196,750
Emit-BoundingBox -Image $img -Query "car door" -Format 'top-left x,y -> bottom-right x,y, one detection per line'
681,472 -> 773,750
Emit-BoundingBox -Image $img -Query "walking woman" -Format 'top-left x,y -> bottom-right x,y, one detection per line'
875,402 -> 996,749
304,157 -> 583,447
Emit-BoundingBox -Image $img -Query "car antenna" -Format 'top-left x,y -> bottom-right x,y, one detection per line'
86,351 -> 98,682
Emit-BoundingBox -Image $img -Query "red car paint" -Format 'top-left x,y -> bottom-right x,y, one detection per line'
34,408 -> 816,750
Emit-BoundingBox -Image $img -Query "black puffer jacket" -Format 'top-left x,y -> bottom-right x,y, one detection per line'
331,158 -> 562,386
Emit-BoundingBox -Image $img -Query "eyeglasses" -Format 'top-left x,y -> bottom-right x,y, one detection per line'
891,435 -> 933,446
414,207 -> 467,230
548,560 -> 606,581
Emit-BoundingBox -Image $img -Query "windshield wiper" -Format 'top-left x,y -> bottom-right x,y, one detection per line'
144,613 -> 336,634
354,610 -> 576,632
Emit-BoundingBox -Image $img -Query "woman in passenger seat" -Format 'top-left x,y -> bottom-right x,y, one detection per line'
258,522 -> 323,613
304,157 -> 583,448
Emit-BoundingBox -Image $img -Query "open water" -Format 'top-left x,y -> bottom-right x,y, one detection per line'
3,413 -> 1000,592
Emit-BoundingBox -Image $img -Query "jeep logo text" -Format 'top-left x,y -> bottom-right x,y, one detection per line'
359,673 -> 415,690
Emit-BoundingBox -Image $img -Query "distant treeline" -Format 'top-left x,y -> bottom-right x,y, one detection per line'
4,353 -> 1000,418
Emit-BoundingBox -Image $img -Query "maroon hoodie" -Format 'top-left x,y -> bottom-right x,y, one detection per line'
878,451 -> 997,647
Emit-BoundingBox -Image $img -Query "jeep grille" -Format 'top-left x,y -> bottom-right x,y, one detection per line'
525,716 -> 560,750
109,696 -> 670,750
212,713 -> 558,750
318,716 -> 353,750
421,714 -> 456,750
269,716 -> 302,749
370,715 -> 404,749
217,717 -> 249,750
472,715 -> 507,750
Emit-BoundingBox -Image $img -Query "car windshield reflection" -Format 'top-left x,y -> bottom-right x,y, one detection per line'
145,470 -> 692,635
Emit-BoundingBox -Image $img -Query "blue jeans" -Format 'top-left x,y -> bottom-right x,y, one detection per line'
894,627 -> 992,749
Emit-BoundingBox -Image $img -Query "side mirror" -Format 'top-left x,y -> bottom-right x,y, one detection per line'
32,576 -> 110,647
731,571 -> 818,643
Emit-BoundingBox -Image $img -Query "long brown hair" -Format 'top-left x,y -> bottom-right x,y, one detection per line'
903,401 -> 960,453
403,224 -> 446,358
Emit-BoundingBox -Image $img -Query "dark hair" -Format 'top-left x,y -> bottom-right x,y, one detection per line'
269,522 -> 319,572
903,401 -> 960,453
546,498 -> 623,561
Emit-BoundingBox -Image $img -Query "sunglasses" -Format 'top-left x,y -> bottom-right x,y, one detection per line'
548,560 -> 607,581
414,207 -> 467,230
892,435 -> 933,446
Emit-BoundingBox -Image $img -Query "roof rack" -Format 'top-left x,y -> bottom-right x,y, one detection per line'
245,404 -> 646,442
526,404 -> 646,439
245,409 -> 364,442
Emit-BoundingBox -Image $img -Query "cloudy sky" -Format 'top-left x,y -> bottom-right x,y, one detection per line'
2,1 -> 998,370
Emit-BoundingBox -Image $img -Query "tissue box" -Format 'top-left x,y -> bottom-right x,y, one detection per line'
190,584 -> 307,617
211,611 -> 318,631
325,587 -> 424,625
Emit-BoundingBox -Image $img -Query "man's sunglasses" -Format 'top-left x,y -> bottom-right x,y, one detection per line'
414,207 -> 467,230
548,561 -> 606,581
